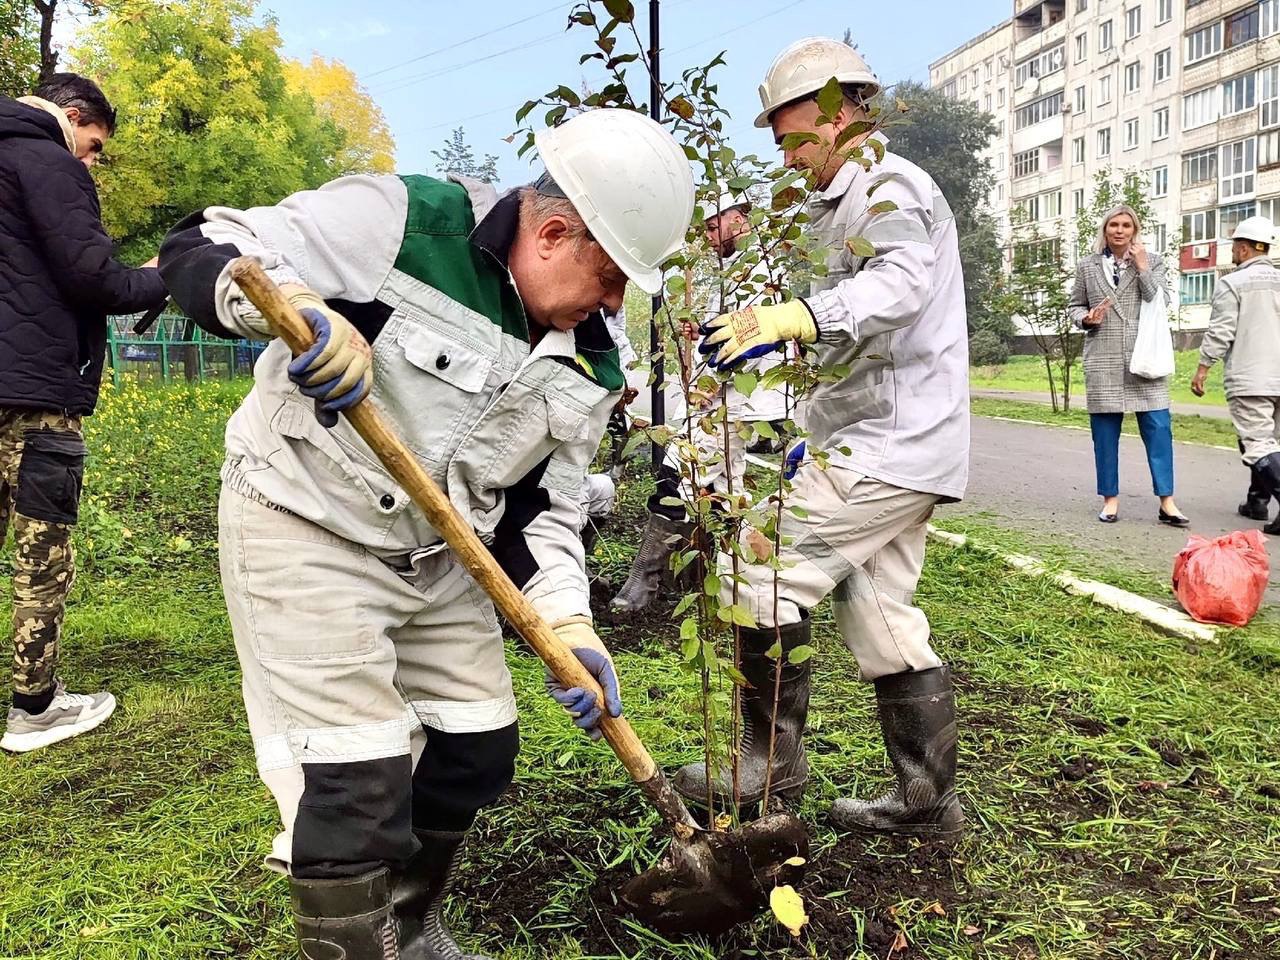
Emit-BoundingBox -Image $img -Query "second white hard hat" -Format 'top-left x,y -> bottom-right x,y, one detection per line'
755,37 -> 881,128
703,190 -> 751,223
1233,215 -> 1275,246
535,109 -> 695,295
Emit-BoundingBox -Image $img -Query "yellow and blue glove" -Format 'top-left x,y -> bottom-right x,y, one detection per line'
545,616 -> 622,741
283,286 -> 374,428
698,300 -> 817,370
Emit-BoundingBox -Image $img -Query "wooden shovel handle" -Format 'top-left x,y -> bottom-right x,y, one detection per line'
228,259 -> 663,784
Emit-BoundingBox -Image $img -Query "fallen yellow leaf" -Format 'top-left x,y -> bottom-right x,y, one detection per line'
715,812 -> 734,830
890,930 -> 909,953
770,884 -> 809,937
925,900 -> 946,916
784,855 -> 807,867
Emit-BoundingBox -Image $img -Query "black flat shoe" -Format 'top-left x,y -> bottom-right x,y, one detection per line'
1158,509 -> 1190,527
1098,511 -> 1118,524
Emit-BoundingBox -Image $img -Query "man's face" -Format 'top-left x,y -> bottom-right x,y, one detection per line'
706,207 -> 750,258
64,108 -> 109,169
517,216 -> 628,332
770,97 -> 863,190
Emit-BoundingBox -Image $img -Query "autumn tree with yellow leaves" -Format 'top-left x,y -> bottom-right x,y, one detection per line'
284,54 -> 395,176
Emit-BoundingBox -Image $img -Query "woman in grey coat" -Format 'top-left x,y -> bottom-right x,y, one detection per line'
1068,204 -> 1189,525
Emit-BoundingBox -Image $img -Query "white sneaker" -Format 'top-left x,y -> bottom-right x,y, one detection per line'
0,680 -> 117,753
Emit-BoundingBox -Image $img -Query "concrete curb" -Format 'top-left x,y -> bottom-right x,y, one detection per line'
927,525 -> 1218,643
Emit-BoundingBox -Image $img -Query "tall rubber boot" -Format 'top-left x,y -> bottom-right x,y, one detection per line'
830,665 -> 964,837
673,618 -> 810,806
394,830 -> 491,960
610,512 -> 691,614
291,869 -> 402,960
1239,441 -> 1271,521
1255,452 -> 1280,535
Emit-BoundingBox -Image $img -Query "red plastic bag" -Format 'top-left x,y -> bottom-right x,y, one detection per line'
1172,531 -> 1270,627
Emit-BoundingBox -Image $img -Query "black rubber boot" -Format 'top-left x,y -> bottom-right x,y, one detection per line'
610,512 -> 691,614
1255,453 -> 1280,535
1239,442 -> 1271,521
673,618 -> 810,807
394,830 -> 491,960
291,869 -> 401,960
830,665 -> 964,837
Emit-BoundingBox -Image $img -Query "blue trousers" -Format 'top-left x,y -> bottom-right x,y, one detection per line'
1089,409 -> 1174,498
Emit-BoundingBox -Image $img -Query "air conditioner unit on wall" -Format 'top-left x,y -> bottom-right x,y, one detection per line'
1192,243 -> 1210,258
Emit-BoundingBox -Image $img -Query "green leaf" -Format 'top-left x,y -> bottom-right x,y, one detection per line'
724,665 -> 749,687
732,371 -> 758,397
780,131 -> 820,151
868,200 -> 899,215
553,85 -> 581,108
570,10 -> 596,26
515,100 -> 538,124
754,420 -> 778,439
788,644 -> 815,665
674,593 -> 697,616
666,274 -> 686,297
717,603 -> 757,628
681,633 -> 700,662
815,76 -> 843,120
869,138 -> 886,162
788,505 -> 810,519
727,175 -> 753,191
545,105 -> 567,126
846,236 -> 876,258
680,616 -> 699,641
603,0 -> 635,21
765,640 -> 783,659
620,430 -> 648,460
703,572 -> 722,597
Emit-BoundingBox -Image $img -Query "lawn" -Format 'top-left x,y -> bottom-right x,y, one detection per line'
971,350 -> 1227,409
0,379 -> 1276,959
971,396 -> 1238,449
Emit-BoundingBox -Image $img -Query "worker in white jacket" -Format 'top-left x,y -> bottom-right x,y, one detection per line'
1192,215 -> 1280,534
610,192 -> 793,614
675,37 -> 970,839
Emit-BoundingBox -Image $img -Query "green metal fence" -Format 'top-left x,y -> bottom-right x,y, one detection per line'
106,314 -> 267,386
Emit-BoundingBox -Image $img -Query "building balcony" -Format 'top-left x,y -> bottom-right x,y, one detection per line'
1010,166 -> 1065,198
1013,69 -> 1067,107
1186,0 -> 1259,31
1256,165 -> 1280,195
1014,18 -> 1067,62
1012,114 -> 1065,153
1180,182 -> 1219,210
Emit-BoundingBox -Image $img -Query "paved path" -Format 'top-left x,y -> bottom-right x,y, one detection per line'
973,388 -> 1231,421
937,415 -> 1280,607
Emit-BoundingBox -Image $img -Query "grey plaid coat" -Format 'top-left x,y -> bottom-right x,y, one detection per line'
1068,253 -> 1170,414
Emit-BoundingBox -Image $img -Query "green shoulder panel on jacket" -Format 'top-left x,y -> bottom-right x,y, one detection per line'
574,346 -> 625,392
395,175 -> 528,343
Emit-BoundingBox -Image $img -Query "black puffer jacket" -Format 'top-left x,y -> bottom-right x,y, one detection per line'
0,97 -> 167,415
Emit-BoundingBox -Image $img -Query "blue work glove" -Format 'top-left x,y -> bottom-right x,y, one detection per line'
545,616 -> 622,741
784,440 -> 806,480
284,288 -> 373,428
698,300 -> 817,370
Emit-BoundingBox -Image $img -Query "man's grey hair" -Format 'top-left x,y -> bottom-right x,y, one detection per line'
518,186 -> 591,244
1094,204 -> 1143,255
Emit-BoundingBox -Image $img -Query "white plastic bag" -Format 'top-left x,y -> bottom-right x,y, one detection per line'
1130,287 -> 1175,379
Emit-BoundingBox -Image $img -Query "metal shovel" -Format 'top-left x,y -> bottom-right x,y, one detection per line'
229,258 -> 808,936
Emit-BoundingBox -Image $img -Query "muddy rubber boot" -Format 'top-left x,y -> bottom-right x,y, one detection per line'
1254,453 -> 1280,535
291,868 -> 401,960
395,830 -> 491,960
673,619 -> 811,807
1239,443 -> 1272,521
830,665 -> 964,838
610,513 -> 691,615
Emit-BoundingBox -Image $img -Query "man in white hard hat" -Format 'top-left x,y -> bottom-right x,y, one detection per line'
158,108 -> 694,959
1192,215 -> 1280,534
610,190 -> 793,614
676,37 -> 969,839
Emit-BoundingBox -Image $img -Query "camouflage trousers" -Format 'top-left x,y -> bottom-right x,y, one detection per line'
0,407 -> 86,697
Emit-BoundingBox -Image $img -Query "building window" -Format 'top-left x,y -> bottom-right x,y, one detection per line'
1154,48 -> 1171,84
1098,127 -> 1112,158
1075,32 -> 1088,63
1124,117 -> 1140,149
972,68 -> 980,87
1182,146 -> 1217,185
1152,165 -> 1169,197
1180,271 -> 1216,305
1125,5 -> 1141,40
1226,5 -> 1260,49
985,93 -> 992,112
1186,22 -> 1222,65
1045,191 -> 1063,219
1182,209 -> 1217,243
997,184 -> 1004,202
943,80 -> 956,99
960,75 -> 968,94
1073,188 -> 1085,213
1073,136 -> 1086,164
1182,86 -> 1218,130
1261,65 -> 1280,128
1013,148 -> 1040,178
1220,201 -> 1257,238
1157,0 -> 1172,26
1015,92 -> 1064,130
1017,195 -> 1042,222
1259,196 -> 1280,225
1099,74 -> 1112,105
1077,0 -> 1087,11
1264,0 -> 1280,37
1261,130 -> 1280,168
1125,62 -> 1142,94
1015,44 -> 1065,89
1153,223 -> 1168,254
1223,73 -> 1257,117
998,120 -> 1005,136
1154,106 -> 1170,140
1100,20 -> 1114,52
1074,84 -> 1087,112
999,87 -> 1006,107
1220,139 -> 1257,199
985,59 -> 993,81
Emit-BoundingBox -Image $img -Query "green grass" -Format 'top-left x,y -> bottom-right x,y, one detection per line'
971,350 -> 1227,408
0,378 -> 1276,958
971,396 -> 1239,448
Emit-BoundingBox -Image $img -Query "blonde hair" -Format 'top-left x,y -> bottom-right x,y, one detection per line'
1095,204 -> 1142,255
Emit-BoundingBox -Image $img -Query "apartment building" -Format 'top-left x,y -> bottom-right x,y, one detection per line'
930,0 -> 1280,328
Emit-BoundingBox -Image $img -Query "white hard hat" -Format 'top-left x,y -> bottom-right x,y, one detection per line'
534,109 -> 694,295
703,190 -> 751,223
1232,215 -> 1275,246
755,37 -> 881,128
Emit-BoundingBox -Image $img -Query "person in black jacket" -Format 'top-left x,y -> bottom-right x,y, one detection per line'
0,73 -> 167,754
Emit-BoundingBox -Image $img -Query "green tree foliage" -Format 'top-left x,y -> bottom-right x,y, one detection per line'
431,127 -> 499,184
1074,168 -> 1156,259
0,3 -> 39,97
883,80 -> 1010,355
71,0 -> 345,261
